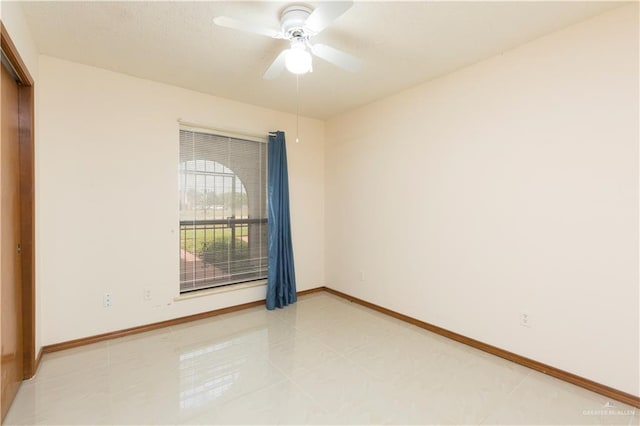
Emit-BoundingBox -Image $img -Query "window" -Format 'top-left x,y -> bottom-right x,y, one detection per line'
179,128 -> 267,293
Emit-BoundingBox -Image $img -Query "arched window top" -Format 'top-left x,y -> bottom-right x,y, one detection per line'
179,159 -> 248,218
180,159 -> 233,175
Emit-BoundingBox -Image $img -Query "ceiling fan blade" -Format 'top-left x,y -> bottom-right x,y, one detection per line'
304,1 -> 353,34
310,43 -> 362,73
213,16 -> 282,38
263,50 -> 289,80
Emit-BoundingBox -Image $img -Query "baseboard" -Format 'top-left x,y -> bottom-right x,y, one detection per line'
22,347 -> 43,380
37,284 -> 638,408
33,348 -> 43,376
42,286 -> 324,355
322,287 -> 640,409
297,287 -> 325,296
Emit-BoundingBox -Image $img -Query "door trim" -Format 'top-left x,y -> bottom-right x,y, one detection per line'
1,21 -> 36,379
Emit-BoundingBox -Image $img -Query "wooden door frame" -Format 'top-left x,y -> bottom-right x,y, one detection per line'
1,21 -> 36,379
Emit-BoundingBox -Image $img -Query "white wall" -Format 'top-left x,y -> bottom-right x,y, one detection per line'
0,2 -> 38,78
37,56 -> 325,345
1,1 -> 43,356
325,4 -> 638,396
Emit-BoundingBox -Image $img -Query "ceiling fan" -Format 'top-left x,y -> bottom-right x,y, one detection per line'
213,2 -> 362,79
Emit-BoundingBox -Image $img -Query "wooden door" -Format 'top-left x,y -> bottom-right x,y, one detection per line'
1,61 -> 24,421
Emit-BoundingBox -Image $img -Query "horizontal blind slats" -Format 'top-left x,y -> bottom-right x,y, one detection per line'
179,129 -> 268,293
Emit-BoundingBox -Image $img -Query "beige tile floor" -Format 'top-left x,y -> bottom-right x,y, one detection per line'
5,292 -> 638,425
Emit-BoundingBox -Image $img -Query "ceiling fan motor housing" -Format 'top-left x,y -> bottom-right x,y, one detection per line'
212,1 -> 360,78
281,5 -> 313,37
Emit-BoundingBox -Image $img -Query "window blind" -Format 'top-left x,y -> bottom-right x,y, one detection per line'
179,129 -> 267,293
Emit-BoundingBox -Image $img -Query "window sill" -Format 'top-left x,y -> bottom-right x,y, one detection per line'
174,280 -> 267,302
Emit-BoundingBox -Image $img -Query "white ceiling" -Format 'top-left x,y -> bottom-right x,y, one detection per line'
19,1 -> 623,119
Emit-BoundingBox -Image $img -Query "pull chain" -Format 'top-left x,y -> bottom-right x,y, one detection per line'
296,74 -> 300,144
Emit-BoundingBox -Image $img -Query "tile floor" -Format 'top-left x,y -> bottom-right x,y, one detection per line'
5,292 -> 638,425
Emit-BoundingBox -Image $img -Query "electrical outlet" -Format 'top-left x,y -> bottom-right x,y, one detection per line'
103,293 -> 112,308
359,271 -> 365,281
520,313 -> 531,328
144,288 -> 152,301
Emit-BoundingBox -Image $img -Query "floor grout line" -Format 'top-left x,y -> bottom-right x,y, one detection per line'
477,367 -> 532,425
7,295 -> 636,425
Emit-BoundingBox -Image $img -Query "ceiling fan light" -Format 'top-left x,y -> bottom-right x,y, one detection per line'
285,47 -> 312,75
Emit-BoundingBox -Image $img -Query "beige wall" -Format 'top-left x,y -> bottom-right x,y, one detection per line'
325,4 -> 638,396
37,56 -> 325,345
5,0 -> 638,398
0,2 -> 38,79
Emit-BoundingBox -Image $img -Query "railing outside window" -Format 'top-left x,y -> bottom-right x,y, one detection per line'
179,218 -> 267,292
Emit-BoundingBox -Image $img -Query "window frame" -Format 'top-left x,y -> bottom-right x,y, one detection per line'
178,125 -> 268,294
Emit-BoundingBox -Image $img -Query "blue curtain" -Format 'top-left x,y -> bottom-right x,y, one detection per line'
266,131 -> 297,310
